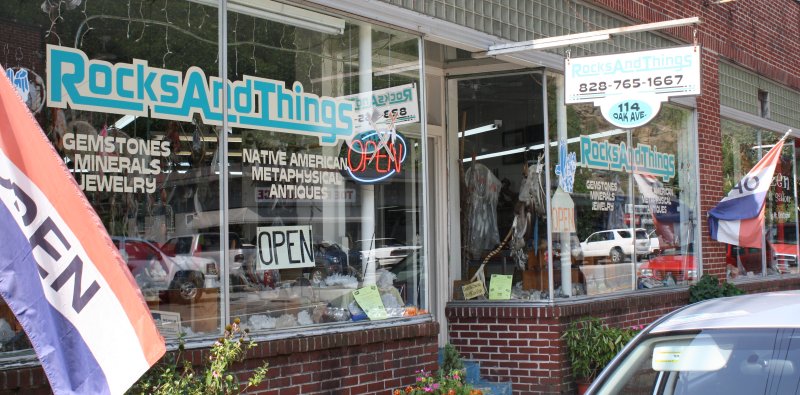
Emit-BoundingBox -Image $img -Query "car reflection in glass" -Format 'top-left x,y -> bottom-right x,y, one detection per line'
112,237 -> 215,303
308,241 -> 351,283
348,238 -> 421,275
587,291 -> 800,395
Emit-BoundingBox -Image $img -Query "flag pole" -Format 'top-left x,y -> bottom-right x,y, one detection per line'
761,129 -> 791,275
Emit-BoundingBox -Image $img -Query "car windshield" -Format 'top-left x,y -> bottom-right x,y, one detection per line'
593,328 -> 800,395
659,244 -> 694,256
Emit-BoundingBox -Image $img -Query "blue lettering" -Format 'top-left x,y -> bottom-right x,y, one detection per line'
48,46 -> 359,146
277,85 -> 293,119
233,79 -> 252,114
48,47 -> 85,105
160,74 -> 180,104
139,65 -> 158,102
116,65 -> 135,99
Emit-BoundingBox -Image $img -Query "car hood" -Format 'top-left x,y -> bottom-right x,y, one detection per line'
772,243 -> 797,255
640,255 -> 695,270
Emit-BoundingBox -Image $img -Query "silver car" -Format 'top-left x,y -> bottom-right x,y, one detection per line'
588,291 -> 800,394
580,228 -> 651,263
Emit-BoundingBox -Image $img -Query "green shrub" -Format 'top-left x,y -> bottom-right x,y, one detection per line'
689,274 -> 744,303
440,343 -> 465,374
128,319 -> 269,395
562,317 -> 638,382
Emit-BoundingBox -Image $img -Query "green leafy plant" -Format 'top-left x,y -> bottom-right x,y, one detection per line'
562,317 -> 638,383
392,369 -> 483,395
689,274 -> 744,303
128,318 -> 268,395
440,343 -> 465,374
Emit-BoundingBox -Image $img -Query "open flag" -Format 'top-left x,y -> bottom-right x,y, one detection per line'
0,70 -> 164,393
708,131 -> 791,248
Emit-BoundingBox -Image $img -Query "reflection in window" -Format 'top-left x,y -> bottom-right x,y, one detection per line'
0,0 -> 426,348
722,119 -> 798,279
549,73 -> 698,298
452,71 -> 548,301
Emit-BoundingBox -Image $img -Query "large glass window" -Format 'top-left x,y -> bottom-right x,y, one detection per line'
548,73 -> 698,298
450,71 -> 698,301
451,71 -> 550,301
1,0 -> 222,345
0,0 -> 425,351
224,8 -> 424,331
721,119 -> 798,278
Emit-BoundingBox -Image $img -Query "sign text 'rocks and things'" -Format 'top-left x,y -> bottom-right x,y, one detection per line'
47,45 -> 419,146
48,45 -> 419,187
565,45 -> 701,129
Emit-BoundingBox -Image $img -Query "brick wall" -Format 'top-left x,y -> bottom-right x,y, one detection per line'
0,321 -> 439,395
447,277 -> 800,394
584,0 -> 800,276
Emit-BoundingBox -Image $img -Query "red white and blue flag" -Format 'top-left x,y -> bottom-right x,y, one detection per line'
0,70 -> 164,393
708,132 -> 790,248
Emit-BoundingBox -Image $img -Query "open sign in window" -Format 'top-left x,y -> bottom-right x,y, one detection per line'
256,225 -> 315,270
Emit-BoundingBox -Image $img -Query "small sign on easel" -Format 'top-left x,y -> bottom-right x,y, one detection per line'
489,274 -> 513,300
151,310 -> 181,337
462,281 -> 486,300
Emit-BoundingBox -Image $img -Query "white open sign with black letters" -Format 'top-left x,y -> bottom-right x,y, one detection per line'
256,225 -> 315,270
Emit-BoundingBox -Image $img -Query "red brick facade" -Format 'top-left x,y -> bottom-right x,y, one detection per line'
586,0 -> 800,275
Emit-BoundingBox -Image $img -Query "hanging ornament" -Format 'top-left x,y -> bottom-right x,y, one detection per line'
3,66 -> 46,114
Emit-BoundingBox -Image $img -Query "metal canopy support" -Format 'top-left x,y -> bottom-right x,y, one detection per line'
482,17 -> 701,56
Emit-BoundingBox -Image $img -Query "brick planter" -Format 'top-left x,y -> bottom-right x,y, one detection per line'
446,276 -> 800,394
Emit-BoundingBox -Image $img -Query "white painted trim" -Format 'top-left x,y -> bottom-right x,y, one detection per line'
720,106 -> 799,134
485,17 -> 700,56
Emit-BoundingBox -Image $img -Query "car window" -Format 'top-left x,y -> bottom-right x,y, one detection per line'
595,329 -> 800,395
161,237 -> 192,256
199,234 -> 220,251
124,240 -> 161,260
635,230 -> 648,239
617,230 -> 631,239
587,233 -> 603,243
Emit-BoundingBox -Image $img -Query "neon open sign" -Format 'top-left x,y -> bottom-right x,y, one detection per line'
345,130 -> 408,184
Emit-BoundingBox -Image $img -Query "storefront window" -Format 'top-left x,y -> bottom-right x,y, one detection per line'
721,119 -> 798,278
1,0 -> 222,347
548,73 -> 698,297
452,71 -> 549,301
224,7 -> 424,330
0,0 -> 425,349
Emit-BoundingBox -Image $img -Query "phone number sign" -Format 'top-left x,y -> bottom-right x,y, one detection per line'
565,46 -> 700,128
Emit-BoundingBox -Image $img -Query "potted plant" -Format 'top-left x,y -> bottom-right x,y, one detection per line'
562,317 -> 637,394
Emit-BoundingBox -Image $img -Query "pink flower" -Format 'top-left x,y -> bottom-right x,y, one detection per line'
212,370 -> 220,378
